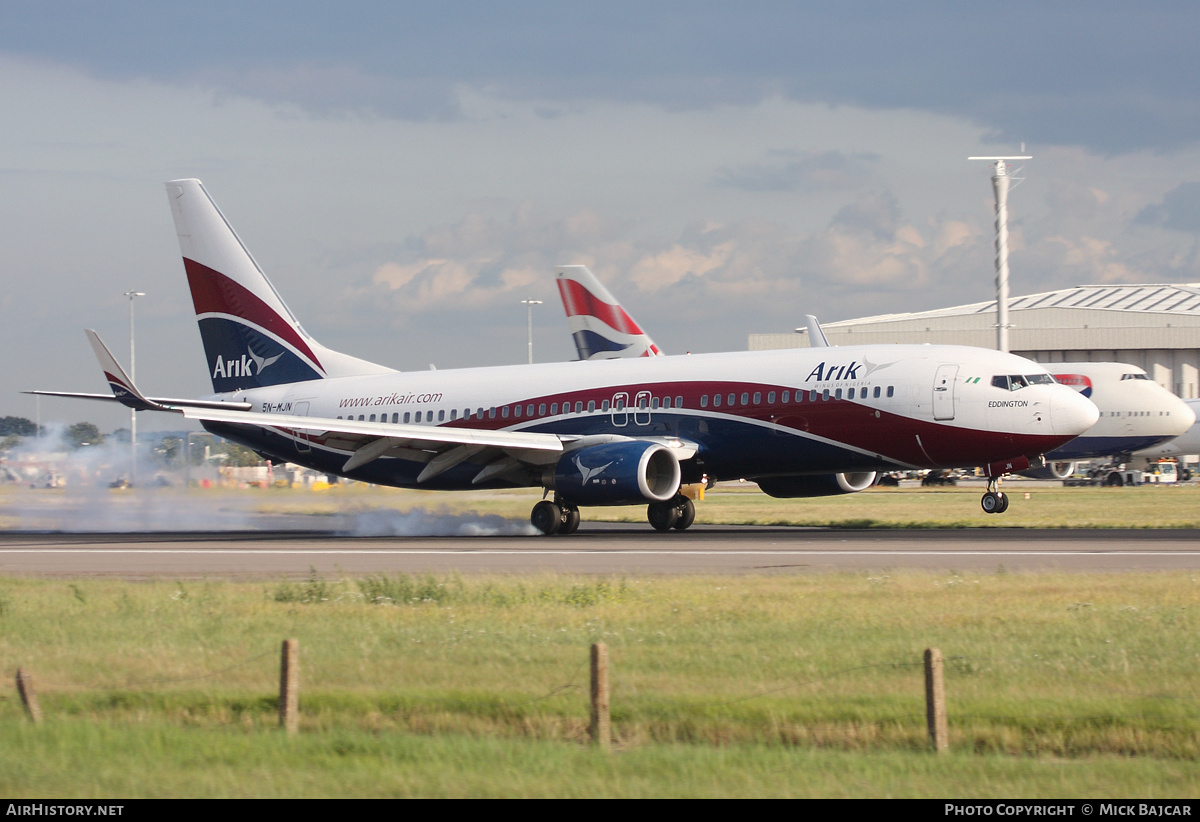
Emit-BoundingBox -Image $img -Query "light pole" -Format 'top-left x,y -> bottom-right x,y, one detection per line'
124,290 -> 145,486
521,299 -> 542,364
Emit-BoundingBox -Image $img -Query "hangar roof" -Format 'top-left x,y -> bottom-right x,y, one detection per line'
824,283 -> 1200,328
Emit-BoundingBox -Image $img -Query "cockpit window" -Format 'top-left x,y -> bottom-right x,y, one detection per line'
1121,373 -> 1149,380
992,374 -> 1047,391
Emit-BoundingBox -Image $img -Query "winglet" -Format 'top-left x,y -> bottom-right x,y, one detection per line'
800,315 -> 831,348
85,329 -> 171,411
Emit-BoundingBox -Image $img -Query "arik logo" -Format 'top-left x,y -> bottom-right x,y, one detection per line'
212,348 -> 283,380
805,358 -> 895,383
575,456 -> 613,485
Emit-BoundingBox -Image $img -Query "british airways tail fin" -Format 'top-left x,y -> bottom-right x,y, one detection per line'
554,265 -> 662,360
165,179 -> 394,393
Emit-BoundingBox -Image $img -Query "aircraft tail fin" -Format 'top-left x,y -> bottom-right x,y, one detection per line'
554,265 -> 662,360
165,179 -> 393,393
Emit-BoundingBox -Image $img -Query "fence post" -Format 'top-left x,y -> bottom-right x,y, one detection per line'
924,647 -> 948,753
590,642 -> 610,751
16,668 -> 41,724
280,638 -> 299,735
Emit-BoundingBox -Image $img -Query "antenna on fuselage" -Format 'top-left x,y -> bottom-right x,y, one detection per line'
968,153 -> 1031,353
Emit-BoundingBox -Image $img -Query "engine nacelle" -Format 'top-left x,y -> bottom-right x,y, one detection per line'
755,471 -> 877,499
1019,461 -> 1075,480
554,441 -> 681,506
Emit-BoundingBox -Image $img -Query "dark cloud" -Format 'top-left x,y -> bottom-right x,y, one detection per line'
3,2 -> 1198,151
1136,182 -> 1200,233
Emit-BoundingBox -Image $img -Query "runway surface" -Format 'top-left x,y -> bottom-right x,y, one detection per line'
3,525 -> 1200,577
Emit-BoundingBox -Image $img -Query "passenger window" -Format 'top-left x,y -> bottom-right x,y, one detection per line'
873,386 -> 881,399
660,397 -> 669,409
514,405 -> 523,418
488,408 -> 496,419
675,396 -> 683,408
652,397 -> 660,409
809,390 -> 817,402
728,393 -> 736,406
450,409 -> 457,421
713,394 -> 722,407
887,386 -> 895,398
539,403 -> 546,415
848,388 -> 855,400
602,400 -> 610,412
587,400 -> 596,412
822,389 -> 830,401
575,402 -> 583,413
639,396 -> 648,409
358,415 -> 365,421
527,404 -> 534,417
783,390 -> 791,403
701,395 -> 709,408
369,414 -> 376,422
835,389 -> 842,400
550,403 -> 558,415
501,407 -> 509,418
767,391 -> 776,404
438,409 -> 445,422
415,411 -> 422,423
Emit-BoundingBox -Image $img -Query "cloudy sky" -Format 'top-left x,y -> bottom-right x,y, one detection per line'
4,1 -> 1200,433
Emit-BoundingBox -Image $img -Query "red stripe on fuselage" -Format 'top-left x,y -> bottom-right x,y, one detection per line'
556,278 -> 645,336
434,379 -> 1070,469
183,258 -> 323,371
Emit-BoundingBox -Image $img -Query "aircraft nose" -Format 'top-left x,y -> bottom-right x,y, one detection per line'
1050,386 -> 1099,436
1165,393 -> 1197,435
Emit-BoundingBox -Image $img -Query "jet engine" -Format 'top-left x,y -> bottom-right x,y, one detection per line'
1018,461 -> 1075,480
554,441 -> 681,506
755,471 -> 878,498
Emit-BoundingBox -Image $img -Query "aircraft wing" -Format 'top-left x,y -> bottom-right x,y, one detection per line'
177,406 -> 696,483
177,405 -> 568,481
25,329 -> 253,412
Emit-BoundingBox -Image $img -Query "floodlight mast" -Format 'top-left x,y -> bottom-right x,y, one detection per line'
968,155 -> 1031,353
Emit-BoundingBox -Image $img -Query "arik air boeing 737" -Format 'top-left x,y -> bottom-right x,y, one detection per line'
30,180 -> 1098,533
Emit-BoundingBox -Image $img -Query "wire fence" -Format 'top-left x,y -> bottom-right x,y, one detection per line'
8,640 -> 1199,754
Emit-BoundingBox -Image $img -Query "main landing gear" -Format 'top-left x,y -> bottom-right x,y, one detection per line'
647,496 -> 696,532
530,495 -> 697,535
980,478 -> 1010,515
530,499 -> 581,536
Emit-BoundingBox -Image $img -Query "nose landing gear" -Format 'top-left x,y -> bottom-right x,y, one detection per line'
980,478 -> 1009,514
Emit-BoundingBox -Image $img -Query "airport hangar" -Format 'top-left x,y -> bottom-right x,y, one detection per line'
749,283 -> 1200,401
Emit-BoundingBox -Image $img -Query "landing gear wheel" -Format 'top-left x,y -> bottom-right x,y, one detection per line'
995,493 -> 1009,513
647,501 -> 680,532
559,505 -> 581,535
981,491 -> 1001,514
673,497 -> 696,530
531,500 -> 562,535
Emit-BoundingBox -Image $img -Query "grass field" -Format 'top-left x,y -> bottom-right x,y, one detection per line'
2,571 -> 1200,797
257,480 -> 1200,529
4,480 -> 1200,531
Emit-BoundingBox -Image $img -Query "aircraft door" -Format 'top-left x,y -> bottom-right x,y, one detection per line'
611,392 -> 629,427
634,391 -> 652,426
932,365 -> 958,421
294,401 -> 311,453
